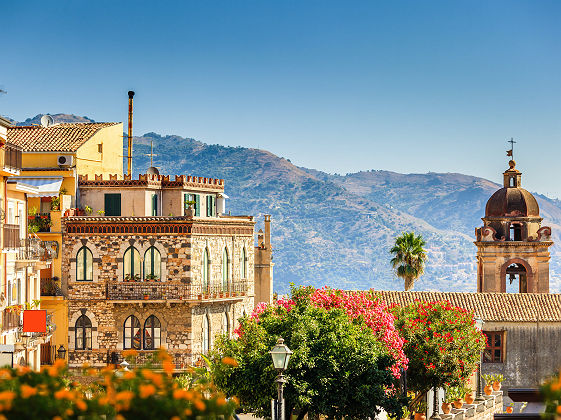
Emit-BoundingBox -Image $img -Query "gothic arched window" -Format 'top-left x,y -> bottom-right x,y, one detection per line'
143,315 -> 161,350
144,247 -> 161,281
202,248 -> 210,291
222,248 -> 229,291
124,315 -> 141,349
124,246 -> 141,281
76,246 -> 93,281
202,315 -> 210,354
75,315 -> 92,350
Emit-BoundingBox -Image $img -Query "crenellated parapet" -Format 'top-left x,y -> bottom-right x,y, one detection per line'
78,173 -> 225,191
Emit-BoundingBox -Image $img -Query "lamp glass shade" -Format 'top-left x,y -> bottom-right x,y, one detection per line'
57,345 -> 66,359
269,338 -> 293,370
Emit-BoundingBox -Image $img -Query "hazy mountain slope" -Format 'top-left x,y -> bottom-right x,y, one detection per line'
15,114 -> 95,126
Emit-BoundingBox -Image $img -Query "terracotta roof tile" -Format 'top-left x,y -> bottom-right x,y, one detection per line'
7,123 -> 119,152
373,291 -> 561,322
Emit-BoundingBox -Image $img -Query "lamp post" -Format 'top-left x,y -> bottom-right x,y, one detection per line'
474,317 -> 485,402
269,337 -> 293,420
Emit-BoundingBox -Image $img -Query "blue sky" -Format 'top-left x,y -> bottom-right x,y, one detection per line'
3,1 -> 561,197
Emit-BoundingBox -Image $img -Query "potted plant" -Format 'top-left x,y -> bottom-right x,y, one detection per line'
448,386 -> 464,409
492,374 -> 504,391
51,196 -> 60,211
85,205 -> 93,215
441,391 -> 453,414
464,385 -> 475,404
506,405 -> 513,414
143,293 -> 149,300
483,374 -> 494,395
413,400 -> 427,420
97,209 -> 105,216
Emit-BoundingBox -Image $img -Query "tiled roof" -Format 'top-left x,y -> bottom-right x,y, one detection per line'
374,290 -> 561,322
7,123 -> 119,152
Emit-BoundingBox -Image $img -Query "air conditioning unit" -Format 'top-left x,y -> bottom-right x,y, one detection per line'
57,155 -> 74,167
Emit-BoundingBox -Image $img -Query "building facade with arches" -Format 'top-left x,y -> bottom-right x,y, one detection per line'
61,173 -> 273,369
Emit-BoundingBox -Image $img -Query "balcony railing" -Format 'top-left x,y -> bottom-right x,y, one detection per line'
106,280 -> 248,301
0,143 -> 22,172
18,237 -> 46,261
41,277 -> 64,297
2,309 -> 20,332
2,224 -> 20,249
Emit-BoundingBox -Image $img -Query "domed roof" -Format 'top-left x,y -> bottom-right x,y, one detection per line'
485,187 -> 539,217
146,166 -> 159,175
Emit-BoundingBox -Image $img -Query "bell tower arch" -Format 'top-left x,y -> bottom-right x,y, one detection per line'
475,160 -> 552,293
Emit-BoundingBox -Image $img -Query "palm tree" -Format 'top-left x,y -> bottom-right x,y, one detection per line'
390,232 -> 427,291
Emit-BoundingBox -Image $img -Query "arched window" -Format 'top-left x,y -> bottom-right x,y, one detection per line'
143,315 -> 161,350
202,315 -> 210,354
123,246 -> 141,281
222,248 -> 229,292
76,246 -> 93,281
75,315 -> 92,350
241,247 -> 247,279
222,312 -> 229,337
202,248 -> 210,291
124,315 -> 141,349
144,247 -> 161,281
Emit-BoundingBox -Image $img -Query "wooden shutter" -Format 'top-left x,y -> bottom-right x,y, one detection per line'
206,196 -> 211,217
194,194 -> 200,217
151,194 -> 158,216
104,194 -> 121,216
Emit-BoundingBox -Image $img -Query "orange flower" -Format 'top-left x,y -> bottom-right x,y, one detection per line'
556,406 -> 561,415
65,409 -> 73,416
216,396 -> 227,406
75,399 -> 87,411
52,417 -> 62,420
0,391 -> 16,402
0,414 -> 6,420
194,399 -> 206,411
184,409 -> 192,416
16,366 -> 31,376
163,360 -> 175,375
87,368 -> 97,376
139,384 -> 156,398
54,359 -> 66,370
116,391 -> 135,401
123,371 -> 135,380
171,417 -> 181,420
47,367 -> 58,377
122,349 -> 138,358
0,370 -> 11,380
115,415 -> 126,420
552,381 -> 561,392
173,389 -> 188,400
20,384 -> 37,399
221,357 -> 239,367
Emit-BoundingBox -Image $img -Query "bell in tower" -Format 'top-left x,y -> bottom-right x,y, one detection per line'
474,158 -> 553,293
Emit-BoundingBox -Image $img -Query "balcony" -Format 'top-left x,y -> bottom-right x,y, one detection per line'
18,237 -> 46,261
107,280 -> 248,301
2,224 -> 20,249
41,277 -> 64,297
0,143 -> 22,174
28,213 -> 52,233
2,308 -> 20,332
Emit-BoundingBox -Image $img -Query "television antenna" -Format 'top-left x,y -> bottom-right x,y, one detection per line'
144,139 -> 157,167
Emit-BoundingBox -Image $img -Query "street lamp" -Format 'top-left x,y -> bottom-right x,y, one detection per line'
56,345 -> 66,360
269,337 -> 293,420
474,317 -> 485,402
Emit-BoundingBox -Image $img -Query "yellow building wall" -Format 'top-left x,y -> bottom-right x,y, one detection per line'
40,296 -> 68,362
76,123 -> 123,178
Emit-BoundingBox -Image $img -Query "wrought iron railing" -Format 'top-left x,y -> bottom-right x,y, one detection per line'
41,343 -> 57,365
41,277 -> 64,297
18,237 -> 45,260
2,309 -> 20,332
106,280 -> 248,301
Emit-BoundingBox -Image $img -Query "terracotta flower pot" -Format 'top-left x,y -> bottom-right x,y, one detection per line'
143,295 -> 149,300
414,413 -> 426,420
441,402 -> 452,414
506,407 -> 513,414
484,385 -> 493,395
453,399 -> 463,409
465,393 -> 474,404
492,381 -> 501,391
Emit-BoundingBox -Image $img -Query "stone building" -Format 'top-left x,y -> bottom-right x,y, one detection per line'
62,171 -> 272,368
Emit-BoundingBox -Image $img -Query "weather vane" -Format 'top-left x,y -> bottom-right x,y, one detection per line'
144,139 -> 157,167
506,137 -> 516,160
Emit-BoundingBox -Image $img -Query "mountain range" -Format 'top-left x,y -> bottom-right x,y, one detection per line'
11,114 -> 561,293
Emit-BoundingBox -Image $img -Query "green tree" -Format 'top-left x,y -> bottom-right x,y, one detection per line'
390,232 -> 427,290
389,301 -> 486,397
210,299 -> 406,419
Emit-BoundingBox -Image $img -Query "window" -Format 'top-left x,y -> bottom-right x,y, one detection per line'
483,331 -> 504,363
241,247 -> 247,279
104,193 -> 121,216
76,246 -> 94,281
184,194 -> 201,217
151,194 -> 158,216
144,247 -> 161,281
143,315 -> 161,350
206,195 -> 216,217
510,224 -> 522,241
510,177 -> 515,187
222,312 -> 229,337
75,315 -> 92,350
124,315 -> 141,350
202,248 -> 210,291
124,246 -> 141,281
222,248 -> 229,291
98,143 -> 103,153
17,279 -> 21,305
202,315 -> 210,354
18,208 -> 25,239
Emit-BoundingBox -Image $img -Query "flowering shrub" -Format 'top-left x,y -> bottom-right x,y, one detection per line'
389,300 -> 486,394
212,286 -> 408,419
0,350 -> 236,419
542,370 -> 561,417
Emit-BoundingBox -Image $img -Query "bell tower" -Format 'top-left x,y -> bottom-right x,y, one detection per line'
475,160 -> 553,293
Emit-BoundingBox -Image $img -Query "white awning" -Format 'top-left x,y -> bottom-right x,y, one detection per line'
8,177 -> 64,197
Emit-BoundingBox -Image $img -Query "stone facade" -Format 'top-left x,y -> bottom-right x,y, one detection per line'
62,216 -> 256,368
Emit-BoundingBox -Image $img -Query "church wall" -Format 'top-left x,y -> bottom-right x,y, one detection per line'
482,321 -> 561,390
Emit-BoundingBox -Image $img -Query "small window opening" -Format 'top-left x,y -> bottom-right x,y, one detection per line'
509,177 -> 515,187
98,144 -> 103,153
510,224 -> 522,241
